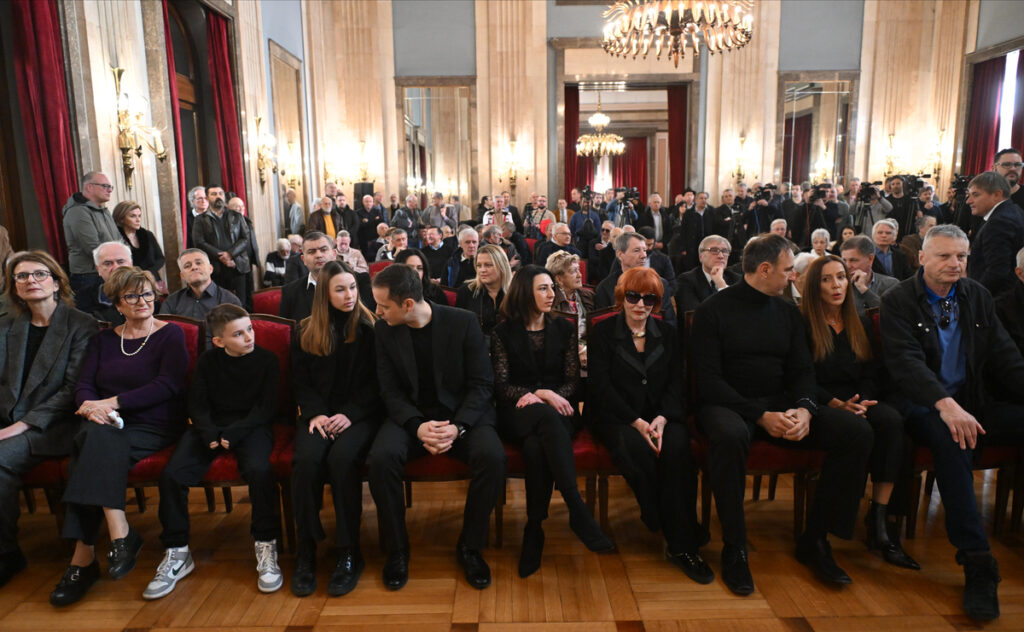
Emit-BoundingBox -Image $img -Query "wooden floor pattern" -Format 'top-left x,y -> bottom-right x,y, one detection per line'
3,472 -> 1024,631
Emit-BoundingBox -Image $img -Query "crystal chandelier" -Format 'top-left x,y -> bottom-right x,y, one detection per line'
602,0 -> 755,68
576,94 -> 625,158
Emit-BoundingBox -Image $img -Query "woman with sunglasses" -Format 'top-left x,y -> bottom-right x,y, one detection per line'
491,265 -> 613,578
800,255 -> 918,569
50,267 -> 188,606
587,267 -> 713,584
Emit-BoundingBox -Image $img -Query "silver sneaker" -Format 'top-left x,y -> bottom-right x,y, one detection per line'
255,540 -> 283,593
143,547 -> 194,600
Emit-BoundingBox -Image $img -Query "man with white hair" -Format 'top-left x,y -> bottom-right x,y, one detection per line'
76,241 -> 133,323
187,185 -> 209,249
308,195 -> 344,240
770,218 -> 788,238
356,194 -> 384,256
675,235 -> 739,312
872,218 -> 912,280
335,230 -> 368,274
482,195 -> 514,227
285,188 -> 304,235
995,246 -> 1024,353
534,222 -> 580,265
445,228 -> 480,287
161,248 -> 242,323
263,238 -> 292,287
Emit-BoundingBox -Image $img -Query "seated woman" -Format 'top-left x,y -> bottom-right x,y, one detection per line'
50,267 -> 188,607
113,202 -> 166,291
799,255 -> 918,569
395,247 -> 447,305
546,250 -> 595,367
587,267 -> 713,584
0,252 -> 98,587
830,226 -> 856,256
455,244 -> 511,341
290,261 -> 382,598
491,265 -> 613,578
809,228 -> 830,258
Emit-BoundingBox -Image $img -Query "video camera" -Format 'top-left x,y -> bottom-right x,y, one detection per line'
756,183 -> 777,202
809,183 -> 831,203
615,186 -> 641,205
950,174 -> 972,196
894,174 -> 930,198
856,181 -> 883,204
579,184 -> 593,201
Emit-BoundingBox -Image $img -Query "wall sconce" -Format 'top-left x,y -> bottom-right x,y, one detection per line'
356,141 -> 371,182
498,140 -> 528,192
406,176 -> 427,196
884,133 -> 898,178
278,141 -> 300,190
730,136 -> 746,182
323,153 -> 343,187
254,116 -> 277,189
113,67 -> 166,190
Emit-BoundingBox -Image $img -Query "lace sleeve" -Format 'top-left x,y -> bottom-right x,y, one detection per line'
555,324 -> 581,402
491,332 -> 531,405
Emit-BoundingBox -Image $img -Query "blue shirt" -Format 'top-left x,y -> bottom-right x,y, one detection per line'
923,274 -> 966,396
875,247 -> 893,276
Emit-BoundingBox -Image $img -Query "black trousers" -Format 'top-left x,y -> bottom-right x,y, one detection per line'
158,426 -> 280,547
62,423 -> 178,544
0,434 -> 45,553
697,405 -> 872,547
291,421 -> 376,550
862,402 -> 913,515
591,421 -> 703,554
497,403 -> 578,523
367,421 -> 505,552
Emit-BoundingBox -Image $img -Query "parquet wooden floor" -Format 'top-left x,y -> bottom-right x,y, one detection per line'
2,471 -> 1023,631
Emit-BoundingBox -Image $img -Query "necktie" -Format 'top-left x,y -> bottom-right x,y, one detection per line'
709,279 -> 717,294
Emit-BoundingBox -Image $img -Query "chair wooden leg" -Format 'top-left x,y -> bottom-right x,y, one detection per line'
768,474 -> 779,500
1012,462 -> 1024,532
22,488 -> 36,514
222,487 -> 233,513
924,471 -> 936,497
906,471 -> 923,539
280,479 -> 296,554
204,487 -> 216,512
701,470 -> 712,530
494,483 -> 505,549
993,467 -> 1011,536
752,475 -> 762,501
405,481 -> 413,508
598,474 -> 609,532
793,474 -> 806,540
134,487 -> 147,512
585,474 -> 596,515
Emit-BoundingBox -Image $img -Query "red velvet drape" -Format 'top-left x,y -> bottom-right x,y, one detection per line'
564,86 -> 579,199
576,154 -> 595,193
667,85 -> 687,199
10,0 -> 77,261
964,55 -> 1006,176
613,137 -> 648,203
783,114 -> 811,184
1012,53 -> 1024,154
162,0 -> 188,243
206,12 -> 247,207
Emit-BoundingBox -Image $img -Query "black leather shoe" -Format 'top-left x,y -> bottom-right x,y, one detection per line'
456,544 -> 491,589
796,536 -> 851,585
865,503 -> 920,570
666,548 -> 715,585
49,560 -> 100,607
721,545 -> 755,596
290,550 -> 317,597
382,550 -> 409,591
569,511 -> 616,553
958,550 -> 1000,621
518,523 -> 545,578
107,527 -> 143,580
328,549 -> 364,597
0,548 -> 27,588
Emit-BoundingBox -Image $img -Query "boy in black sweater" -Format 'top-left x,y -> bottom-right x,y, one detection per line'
145,304 -> 281,599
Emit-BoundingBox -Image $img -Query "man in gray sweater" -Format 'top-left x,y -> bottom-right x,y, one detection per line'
62,171 -> 119,295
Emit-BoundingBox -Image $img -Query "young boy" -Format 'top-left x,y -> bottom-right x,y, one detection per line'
144,304 -> 281,598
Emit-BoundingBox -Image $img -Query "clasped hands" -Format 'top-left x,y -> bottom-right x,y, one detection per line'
417,420 -> 459,455
631,416 -> 667,454
77,397 -> 120,426
828,393 -> 877,418
309,413 -> 352,441
516,389 -> 574,417
757,408 -> 812,441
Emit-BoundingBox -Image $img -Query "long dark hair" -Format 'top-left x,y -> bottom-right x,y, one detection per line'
394,247 -> 435,297
501,264 -> 552,325
299,261 -> 376,355
800,255 -> 872,362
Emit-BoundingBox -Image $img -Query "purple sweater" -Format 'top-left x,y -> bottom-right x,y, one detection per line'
75,324 -> 189,435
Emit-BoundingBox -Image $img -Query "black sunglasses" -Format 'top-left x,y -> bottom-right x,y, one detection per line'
938,298 -> 954,329
624,291 -> 658,307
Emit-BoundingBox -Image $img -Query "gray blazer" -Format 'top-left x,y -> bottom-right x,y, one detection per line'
852,271 -> 899,314
0,302 -> 98,456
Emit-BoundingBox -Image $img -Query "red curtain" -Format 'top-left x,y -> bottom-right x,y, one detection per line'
667,85 -> 687,199
576,154 -> 594,193
162,0 -> 188,243
613,137 -> 648,203
564,86 -> 579,199
206,11 -> 247,206
964,55 -> 1006,176
783,114 -> 811,184
10,0 -> 78,261
1012,53 -> 1024,154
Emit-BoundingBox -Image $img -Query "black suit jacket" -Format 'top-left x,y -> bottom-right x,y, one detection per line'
995,282 -> 1024,354
283,255 -> 309,284
374,304 -> 495,432
278,278 -> 315,322
0,303 -> 98,456
872,247 -> 913,281
968,201 -> 1024,296
674,266 -> 741,314
291,320 -> 381,425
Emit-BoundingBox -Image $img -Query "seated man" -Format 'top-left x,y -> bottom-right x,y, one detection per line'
841,235 -> 898,313
367,264 -> 505,591
675,235 -> 740,313
335,230 -> 368,274
691,234 -> 872,596
146,304 -> 281,598
160,249 -> 242,324
279,232 -> 337,322
534,222 -> 582,266
871,219 -> 912,280
375,228 -> 408,262
445,228 -> 480,288
420,226 -> 454,282
75,241 -> 133,324
995,247 -> 1024,353
595,232 -> 675,325
881,225 -> 1024,621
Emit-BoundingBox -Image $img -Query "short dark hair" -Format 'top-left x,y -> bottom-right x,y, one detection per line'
205,183 -> 223,195
372,261 -> 423,304
994,147 -> 1022,162
303,230 -> 329,245
395,247 -> 434,279
840,234 -> 875,258
741,234 -> 792,274
501,265 -> 550,324
969,171 -> 1012,199
637,226 -> 655,240
207,303 -> 249,338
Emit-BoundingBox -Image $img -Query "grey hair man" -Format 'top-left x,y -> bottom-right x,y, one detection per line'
160,248 -> 241,324
64,171 -> 120,292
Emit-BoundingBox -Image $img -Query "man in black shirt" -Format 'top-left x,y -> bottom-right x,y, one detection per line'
993,148 -> 1024,209
885,176 -> 916,243
368,265 -> 505,591
420,227 -> 454,283
691,234 -> 872,595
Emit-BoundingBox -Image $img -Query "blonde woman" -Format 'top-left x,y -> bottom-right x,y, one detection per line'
455,244 -> 511,339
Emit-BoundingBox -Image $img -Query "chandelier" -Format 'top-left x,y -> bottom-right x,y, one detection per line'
602,0 -> 755,68
576,93 -> 625,158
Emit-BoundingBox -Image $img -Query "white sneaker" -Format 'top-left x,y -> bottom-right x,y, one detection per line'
143,547 -> 194,600
255,540 -> 283,593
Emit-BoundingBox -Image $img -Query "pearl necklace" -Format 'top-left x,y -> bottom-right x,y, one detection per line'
120,318 -> 155,357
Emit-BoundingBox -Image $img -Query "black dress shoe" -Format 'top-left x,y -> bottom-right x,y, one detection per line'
569,511 -> 616,553
456,544 -> 491,589
0,548 -> 27,588
382,550 -> 409,591
865,502 -> 921,570
49,560 -> 100,607
107,527 -> 143,580
290,550 -> 317,597
721,545 -> 755,596
666,548 -> 715,585
518,523 -> 545,578
959,550 -> 1000,621
796,536 -> 851,585
328,549 -> 365,597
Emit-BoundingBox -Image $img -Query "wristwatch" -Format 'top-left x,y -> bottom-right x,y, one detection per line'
455,423 -> 468,440
795,398 -> 819,417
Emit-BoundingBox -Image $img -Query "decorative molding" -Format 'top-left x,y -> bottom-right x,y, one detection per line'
395,76 -> 477,87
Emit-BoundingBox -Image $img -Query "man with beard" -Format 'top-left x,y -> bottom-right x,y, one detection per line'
193,184 -> 251,300
994,148 -> 1024,209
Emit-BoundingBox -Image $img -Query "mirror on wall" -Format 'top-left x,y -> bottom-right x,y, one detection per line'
269,41 -> 307,236
781,80 -> 852,186
401,86 -> 471,214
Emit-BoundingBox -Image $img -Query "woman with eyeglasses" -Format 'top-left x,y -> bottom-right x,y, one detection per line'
50,267 -> 188,607
587,267 -> 713,584
0,251 -> 98,588
800,255 -> 918,570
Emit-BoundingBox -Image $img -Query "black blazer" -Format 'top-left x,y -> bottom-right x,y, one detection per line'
374,304 -> 495,430
0,303 -> 98,456
674,266 -> 741,314
491,317 -> 576,408
291,320 -> 381,426
279,278 -> 315,322
995,282 -> 1024,354
872,247 -> 913,281
967,201 -> 1024,296
587,312 -> 683,425
283,255 -> 309,284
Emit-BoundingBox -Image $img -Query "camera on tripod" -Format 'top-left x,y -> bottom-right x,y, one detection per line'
809,183 -> 831,203
949,174 -> 972,196
756,183 -> 777,202
856,181 -> 882,204
616,186 -> 641,206
894,174 -> 930,197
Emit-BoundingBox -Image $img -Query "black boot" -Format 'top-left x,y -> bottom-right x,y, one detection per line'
565,491 -> 615,553
958,550 -> 1000,621
518,521 -> 545,578
290,540 -> 317,597
865,502 -> 920,570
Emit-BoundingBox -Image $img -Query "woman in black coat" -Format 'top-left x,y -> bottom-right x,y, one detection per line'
289,260 -> 381,597
587,266 -> 712,584
113,202 -> 166,286
491,265 -> 612,578
394,248 -> 447,305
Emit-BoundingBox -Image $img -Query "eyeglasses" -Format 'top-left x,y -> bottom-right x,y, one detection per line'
13,270 -> 52,283
87,182 -> 114,191
700,247 -> 731,256
601,228 -> 611,233
937,298 -> 955,329
121,291 -> 156,305
624,291 -> 658,307
996,161 -> 1024,169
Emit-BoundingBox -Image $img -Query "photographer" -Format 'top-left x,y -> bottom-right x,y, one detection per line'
885,176 -> 917,242
569,190 -> 601,257
608,188 -> 640,228
851,182 -> 891,235
743,184 -> 783,237
791,185 -> 832,248
917,185 -> 942,221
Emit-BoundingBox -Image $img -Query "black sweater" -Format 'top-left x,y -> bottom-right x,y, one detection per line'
811,316 -> 881,404
188,346 -> 279,445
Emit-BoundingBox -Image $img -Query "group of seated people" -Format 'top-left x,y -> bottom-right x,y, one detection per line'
1,161 -> 1024,624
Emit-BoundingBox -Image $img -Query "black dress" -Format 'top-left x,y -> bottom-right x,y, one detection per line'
455,285 -> 504,340
120,227 -> 165,281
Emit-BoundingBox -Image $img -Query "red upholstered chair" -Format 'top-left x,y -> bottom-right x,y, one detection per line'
577,259 -> 588,284
20,458 -> 66,532
369,260 -> 393,278
252,287 -> 283,315
441,286 -> 457,307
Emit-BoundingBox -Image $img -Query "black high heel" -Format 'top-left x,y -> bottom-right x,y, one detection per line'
865,502 -> 920,570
